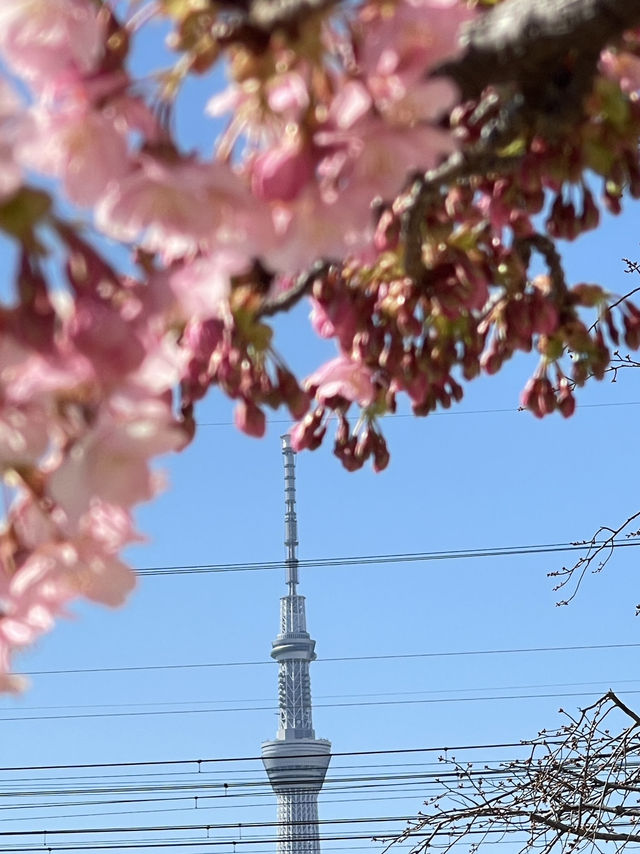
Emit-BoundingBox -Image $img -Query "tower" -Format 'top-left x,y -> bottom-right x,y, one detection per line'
261,435 -> 331,854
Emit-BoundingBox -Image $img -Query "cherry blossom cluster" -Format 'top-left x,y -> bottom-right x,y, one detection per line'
1,0 -> 640,686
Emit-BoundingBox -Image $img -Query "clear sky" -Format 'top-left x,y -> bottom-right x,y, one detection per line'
1,11 -> 640,854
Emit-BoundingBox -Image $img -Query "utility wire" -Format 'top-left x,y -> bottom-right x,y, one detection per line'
0,815 -> 424,837
8,675 -> 637,713
0,767 -> 551,798
195,399 -> 640,427
0,824 -> 633,853
19,640 -> 640,677
133,539 -> 640,577
0,688 -> 638,722
0,741 -> 562,773
0,791 -> 499,825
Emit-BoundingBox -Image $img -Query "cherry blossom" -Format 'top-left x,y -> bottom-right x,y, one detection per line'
600,49 -> 640,95
0,0 -> 105,89
96,155 -> 269,262
304,356 -> 377,407
21,101 -> 131,206
0,0 -> 639,689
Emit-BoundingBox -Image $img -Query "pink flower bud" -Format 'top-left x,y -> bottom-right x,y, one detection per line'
372,432 -> 390,472
234,399 -> 266,438
521,376 -> 555,418
557,380 -> 576,418
580,189 -> 600,231
530,293 -> 559,336
251,140 -> 314,203
290,408 -> 326,451
623,310 -> 640,349
373,208 -> 400,252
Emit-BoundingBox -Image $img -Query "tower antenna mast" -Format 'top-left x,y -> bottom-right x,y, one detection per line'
262,436 -> 331,854
282,434 -> 299,596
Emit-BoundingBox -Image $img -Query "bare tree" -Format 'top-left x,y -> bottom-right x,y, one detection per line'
388,693 -> 640,854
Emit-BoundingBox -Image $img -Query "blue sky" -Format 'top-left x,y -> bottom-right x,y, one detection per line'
1,228 -> 639,850
1,10 -> 640,853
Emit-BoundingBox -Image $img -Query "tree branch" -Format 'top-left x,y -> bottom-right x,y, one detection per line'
256,260 -> 334,318
438,0 -> 640,108
392,694 -> 640,854
548,509 -> 640,606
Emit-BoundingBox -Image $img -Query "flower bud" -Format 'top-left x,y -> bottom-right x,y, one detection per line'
623,310 -> 640,349
557,379 -> 576,418
372,433 -> 390,472
234,399 -> 266,438
580,188 -> 600,232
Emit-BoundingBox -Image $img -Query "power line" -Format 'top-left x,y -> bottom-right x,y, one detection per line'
0,791 -> 495,826
0,764 -> 563,797
9,674 -> 637,713
195,400 -> 640,428
0,741 -> 559,773
0,823 -> 630,853
19,640 -> 640,677
0,687 -> 634,722
0,815 -> 421,838
133,539 -> 640,577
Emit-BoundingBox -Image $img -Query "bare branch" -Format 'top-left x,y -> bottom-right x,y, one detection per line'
548,510 -> 640,607
256,260 -> 334,318
392,694 -> 640,854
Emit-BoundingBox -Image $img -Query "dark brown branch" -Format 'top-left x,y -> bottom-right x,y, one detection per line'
212,0 -> 337,47
256,260 -> 334,318
607,691 -> 640,727
438,0 -> 640,108
513,235 -> 567,299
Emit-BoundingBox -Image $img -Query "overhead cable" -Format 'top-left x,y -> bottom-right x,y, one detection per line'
20,640 -> 640,677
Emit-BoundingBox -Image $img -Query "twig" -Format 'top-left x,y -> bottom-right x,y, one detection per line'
548,509 -> 640,606
256,260 -> 334,318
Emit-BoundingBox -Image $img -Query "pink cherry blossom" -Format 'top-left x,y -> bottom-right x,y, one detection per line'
0,0 -> 632,695
317,115 -> 455,207
0,403 -> 50,470
600,49 -> 640,95
168,251 -> 249,321
264,183 -> 375,270
329,81 -> 373,130
67,295 -> 146,379
129,334 -> 190,396
267,72 -> 311,118
21,102 -> 131,206
305,356 -> 376,406
309,296 -> 361,352
355,0 -> 472,115
48,393 -> 189,527
78,499 -> 142,554
0,0 -> 106,90
95,155 -> 271,262
0,536 -> 134,678
0,545 -> 77,650
73,549 -> 136,607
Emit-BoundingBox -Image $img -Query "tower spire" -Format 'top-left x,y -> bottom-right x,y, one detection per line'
262,436 -> 331,854
282,435 -> 299,596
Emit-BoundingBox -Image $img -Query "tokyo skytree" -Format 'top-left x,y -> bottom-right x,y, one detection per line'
261,436 -> 331,854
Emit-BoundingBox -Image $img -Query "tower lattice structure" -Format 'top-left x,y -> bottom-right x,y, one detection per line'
262,436 -> 331,854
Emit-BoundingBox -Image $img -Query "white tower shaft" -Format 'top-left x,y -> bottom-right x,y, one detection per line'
262,436 -> 331,854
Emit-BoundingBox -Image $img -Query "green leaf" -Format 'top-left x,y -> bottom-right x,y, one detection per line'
0,188 -> 51,245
